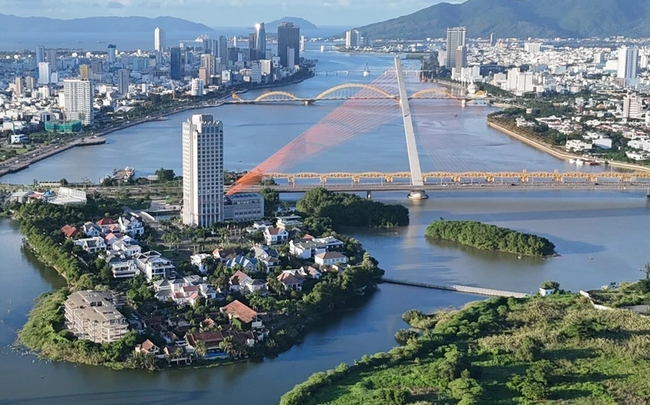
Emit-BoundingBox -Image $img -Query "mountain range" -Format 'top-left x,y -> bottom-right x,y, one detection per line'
0,14 -> 213,33
266,17 -> 317,32
355,0 -> 650,39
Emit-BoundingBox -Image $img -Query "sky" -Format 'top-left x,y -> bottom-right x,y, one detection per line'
0,0 -> 465,27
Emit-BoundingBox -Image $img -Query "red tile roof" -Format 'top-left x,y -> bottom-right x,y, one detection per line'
229,270 -> 250,285
316,251 -> 347,259
61,225 -> 79,239
222,300 -> 258,324
96,218 -> 116,226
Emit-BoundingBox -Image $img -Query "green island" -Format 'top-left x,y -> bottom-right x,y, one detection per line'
425,219 -> 556,257
13,187 -> 407,370
280,283 -> 650,405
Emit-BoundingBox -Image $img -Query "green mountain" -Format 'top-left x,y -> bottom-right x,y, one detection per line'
267,17 -> 317,32
0,14 -> 213,33
355,0 -> 650,39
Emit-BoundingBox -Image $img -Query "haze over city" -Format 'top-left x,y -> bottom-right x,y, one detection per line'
0,0 -> 464,26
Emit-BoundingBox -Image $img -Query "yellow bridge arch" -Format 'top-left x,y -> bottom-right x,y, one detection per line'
254,91 -> 302,102
315,83 -> 395,100
410,88 -> 463,101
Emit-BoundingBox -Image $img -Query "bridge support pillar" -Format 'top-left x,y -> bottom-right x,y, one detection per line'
461,99 -> 467,107
303,100 -> 314,106
366,191 -> 372,200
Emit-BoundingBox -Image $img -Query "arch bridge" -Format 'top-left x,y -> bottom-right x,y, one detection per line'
228,83 -> 473,105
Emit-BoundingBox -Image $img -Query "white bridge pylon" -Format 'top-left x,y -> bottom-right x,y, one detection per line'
395,57 -> 424,190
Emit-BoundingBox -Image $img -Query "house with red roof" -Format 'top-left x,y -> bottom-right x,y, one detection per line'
61,225 -> 80,239
221,300 -> 261,330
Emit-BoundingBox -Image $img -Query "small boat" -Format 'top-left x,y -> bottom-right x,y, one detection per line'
569,159 -> 576,164
575,159 -> 585,166
363,62 -> 370,77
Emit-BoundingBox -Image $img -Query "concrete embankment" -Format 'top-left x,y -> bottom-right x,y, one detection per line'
487,120 -> 650,173
382,277 -> 529,298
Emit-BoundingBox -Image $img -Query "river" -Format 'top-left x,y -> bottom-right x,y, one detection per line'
1,46 -> 650,405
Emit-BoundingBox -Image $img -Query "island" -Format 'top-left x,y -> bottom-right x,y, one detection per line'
280,282 -> 650,405
425,219 -> 556,257
12,187 -> 407,370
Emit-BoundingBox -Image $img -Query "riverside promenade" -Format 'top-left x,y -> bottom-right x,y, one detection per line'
382,277 -> 529,298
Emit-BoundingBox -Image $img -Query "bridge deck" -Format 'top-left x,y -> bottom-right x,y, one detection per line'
382,278 -> 529,298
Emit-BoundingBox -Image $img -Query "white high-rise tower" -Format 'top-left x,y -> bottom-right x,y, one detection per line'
154,27 -> 166,52
617,46 -> 639,87
63,79 -> 94,126
182,114 -> 224,227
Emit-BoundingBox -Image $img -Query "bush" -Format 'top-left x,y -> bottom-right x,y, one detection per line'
394,329 -> 419,345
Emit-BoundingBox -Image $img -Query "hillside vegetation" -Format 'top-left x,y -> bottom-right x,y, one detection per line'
354,0 -> 650,39
280,293 -> 650,405
425,219 -> 556,257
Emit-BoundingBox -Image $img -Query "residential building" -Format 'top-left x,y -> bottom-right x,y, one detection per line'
105,254 -> 139,279
170,46 -> 183,80
225,255 -> 258,272
63,79 -> 94,126
617,46 -> 639,87
445,27 -> 466,69
14,77 -> 23,97
117,69 -> 130,95
82,221 -> 103,237
314,251 -> 348,267
107,44 -> 117,64
455,45 -> 468,70
153,276 -> 217,305
154,27 -> 166,52
118,212 -> 144,236
345,29 -> 360,49
213,247 -> 244,264
623,93 -> 643,119
134,251 -> 176,281
250,246 -> 280,272
61,225 -> 80,239
276,215 -> 303,230
79,64 -> 91,80
190,253 -> 212,274
190,78 -> 204,96
524,42 -> 542,53
182,114 -> 224,227
64,291 -> 128,344
96,217 -> 117,233
223,193 -> 264,221
38,62 -> 51,85
47,49 -> 57,71
277,22 -> 300,68
264,227 -> 289,245
73,237 -> 107,254
218,35 -> 228,64
221,300 -> 261,330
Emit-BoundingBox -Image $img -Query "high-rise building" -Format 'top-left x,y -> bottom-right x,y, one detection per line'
300,35 -> 306,53
489,33 -> 496,47
26,76 -> 36,91
182,114 -> 224,227
14,77 -> 24,97
617,46 -> 639,87
345,29 -> 360,49
455,45 -> 468,70
46,50 -> 58,71
277,22 -> 300,68
218,35 -> 228,64
190,78 -> 204,96
63,79 -> 94,126
91,60 -> 104,75
154,27 -> 166,52
232,35 -> 238,48
35,45 -> 45,65
79,64 -> 91,80
170,46 -> 183,80
248,32 -> 257,58
108,44 -> 117,64
117,69 -> 130,95
623,93 -> 643,119
287,46 -> 296,68
524,42 -> 542,53
38,62 -> 51,85
445,27 -> 466,69
255,23 -> 266,60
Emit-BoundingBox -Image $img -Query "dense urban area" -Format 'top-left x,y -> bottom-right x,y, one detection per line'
2,1 -> 650,404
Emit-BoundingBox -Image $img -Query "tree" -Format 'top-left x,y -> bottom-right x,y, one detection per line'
259,188 -> 280,217
60,178 -> 69,186
219,336 -> 235,357
540,280 -> 560,290
193,341 -> 207,358
155,168 -> 176,182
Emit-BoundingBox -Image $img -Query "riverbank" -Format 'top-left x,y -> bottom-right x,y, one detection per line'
487,119 -> 650,173
279,291 -> 650,405
0,72 -> 315,180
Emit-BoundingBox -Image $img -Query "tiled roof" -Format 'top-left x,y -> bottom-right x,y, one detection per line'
222,300 -> 257,324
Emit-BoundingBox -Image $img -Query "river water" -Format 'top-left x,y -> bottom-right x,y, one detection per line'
1,46 -> 650,405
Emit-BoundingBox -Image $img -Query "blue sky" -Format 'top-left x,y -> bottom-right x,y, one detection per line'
1,0 -> 464,27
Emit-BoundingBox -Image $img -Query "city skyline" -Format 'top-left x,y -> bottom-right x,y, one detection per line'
0,0 -> 465,27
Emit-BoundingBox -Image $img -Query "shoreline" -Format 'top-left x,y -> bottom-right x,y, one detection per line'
0,73 -> 314,180
487,120 -> 650,173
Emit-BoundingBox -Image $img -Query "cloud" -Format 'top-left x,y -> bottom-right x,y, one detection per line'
107,1 -> 125,8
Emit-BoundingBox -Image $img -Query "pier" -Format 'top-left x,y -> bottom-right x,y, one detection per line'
381,278 -> 529,298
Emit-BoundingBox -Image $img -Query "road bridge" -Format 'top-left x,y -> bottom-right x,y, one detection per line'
382,278 -> 529,298
225,82 -> 480,106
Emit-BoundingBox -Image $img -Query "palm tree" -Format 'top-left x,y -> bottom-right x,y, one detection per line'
641,263 -> 650,280
219,337 -> 235,358
193,341 -> 207,358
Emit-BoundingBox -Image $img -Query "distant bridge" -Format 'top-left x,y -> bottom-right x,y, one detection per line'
382,278 -> 529,298
226,83 -> 483,106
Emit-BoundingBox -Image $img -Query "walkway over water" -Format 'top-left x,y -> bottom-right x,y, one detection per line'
382,278 -> 529,298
